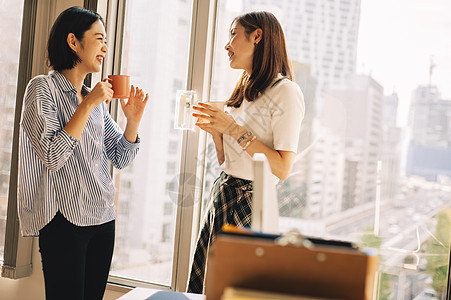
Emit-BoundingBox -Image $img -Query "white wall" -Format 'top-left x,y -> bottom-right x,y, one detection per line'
0,238 -> 45,300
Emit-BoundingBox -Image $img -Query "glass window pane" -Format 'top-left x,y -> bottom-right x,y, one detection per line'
208,0 -> 451,299
0,1 -> 24,261
109,0 -> 193,285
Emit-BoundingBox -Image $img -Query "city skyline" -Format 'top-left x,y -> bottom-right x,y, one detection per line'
357,0 -> 451,126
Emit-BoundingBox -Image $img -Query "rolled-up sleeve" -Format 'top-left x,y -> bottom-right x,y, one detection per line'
21,75 -> 77,171
102,103 -> 140,169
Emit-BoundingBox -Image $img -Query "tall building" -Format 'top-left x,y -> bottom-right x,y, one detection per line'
324,75 -> 383,210
307,121 -> 346,216
380,93 -> 402,202
244,0 -> 361,93
406,85 -> 451,181
242,0 -> 362,220
278,62 -> 318,218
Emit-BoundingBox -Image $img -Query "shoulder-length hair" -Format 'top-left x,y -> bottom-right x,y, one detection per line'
47,6 -> 104,72
226,11 -> 293,108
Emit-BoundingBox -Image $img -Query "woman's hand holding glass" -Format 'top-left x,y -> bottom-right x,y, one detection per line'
192,102 -> 242,138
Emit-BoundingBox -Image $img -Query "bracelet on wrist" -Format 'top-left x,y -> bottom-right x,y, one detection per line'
242,135 -> 257,151
236,131 -> 252,144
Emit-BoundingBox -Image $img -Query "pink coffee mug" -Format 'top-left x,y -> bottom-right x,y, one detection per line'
106,75 -> 130,98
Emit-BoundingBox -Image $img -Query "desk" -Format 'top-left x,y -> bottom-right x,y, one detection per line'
117,287 -> 206,300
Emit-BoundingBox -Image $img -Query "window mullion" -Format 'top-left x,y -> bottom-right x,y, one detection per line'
172,0 -> 217,292
1,0 -> 37,280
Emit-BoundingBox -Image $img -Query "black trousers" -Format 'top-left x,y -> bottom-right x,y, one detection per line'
38,212 -> 115,300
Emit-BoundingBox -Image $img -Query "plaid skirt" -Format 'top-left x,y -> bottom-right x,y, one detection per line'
187,171 -> 253,294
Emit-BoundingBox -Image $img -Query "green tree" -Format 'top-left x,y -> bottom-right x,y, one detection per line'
277,179 -> 306,218
359,227 -> 392,298
426,208 -> 451,297
360,227 -> 382,249
378,273 -> 393,300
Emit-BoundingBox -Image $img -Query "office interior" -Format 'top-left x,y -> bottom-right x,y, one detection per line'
1,0 -> 450,299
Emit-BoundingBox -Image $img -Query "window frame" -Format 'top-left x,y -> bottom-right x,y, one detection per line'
1,0 -> 103,280
1,0 -> 37,280
170,0 -> 218,292
100,0 -> 218,291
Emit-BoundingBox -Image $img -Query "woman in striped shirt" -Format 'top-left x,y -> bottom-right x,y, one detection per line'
18,6 -> 148,299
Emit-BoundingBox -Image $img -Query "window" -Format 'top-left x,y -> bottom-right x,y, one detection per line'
163,202 -> 173,215
167,162 -> 177,175
109,0 -> 194,287
208,0 -> 451,298
0,0 -> 25,263
168,140 -> 179,155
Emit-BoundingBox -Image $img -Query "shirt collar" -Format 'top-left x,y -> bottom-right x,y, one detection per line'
274,73 -> 285,81
49,70 -> 91,96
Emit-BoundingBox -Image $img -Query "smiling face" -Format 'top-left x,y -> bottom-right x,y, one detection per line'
70,20 -> 108,73
225,22 -> 256,74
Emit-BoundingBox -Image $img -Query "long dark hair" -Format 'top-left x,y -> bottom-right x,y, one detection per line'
226,11 -> 293,108
47,6 -> 104,71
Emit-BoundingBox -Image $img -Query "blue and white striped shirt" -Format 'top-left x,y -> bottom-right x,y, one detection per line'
18,70 -> 140,236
